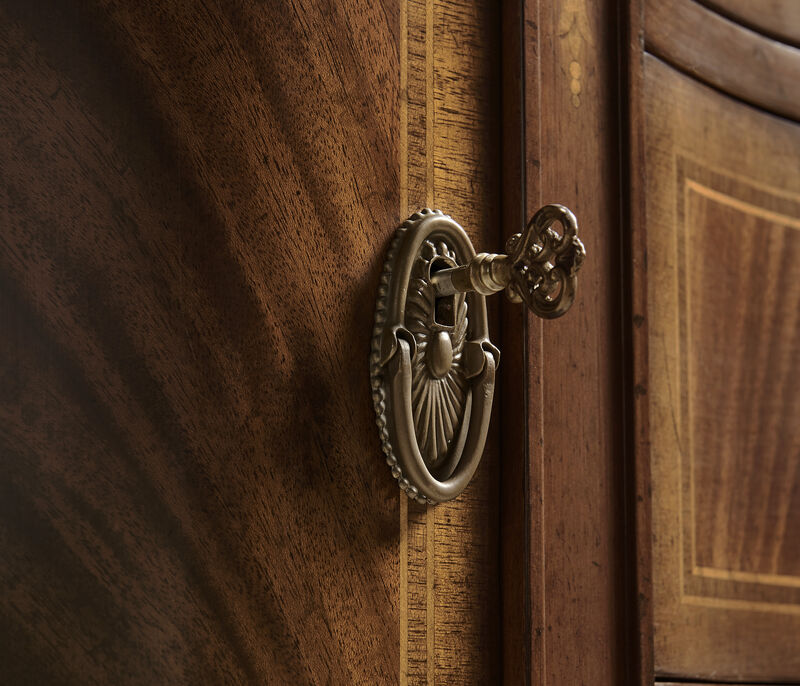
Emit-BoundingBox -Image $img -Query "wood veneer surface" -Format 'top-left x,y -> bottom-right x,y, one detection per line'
501,0 -> 630,683
646,54 -> 800,681
0,0 -> 503,683
646,0 -> 800,122
702,0 -> 800,47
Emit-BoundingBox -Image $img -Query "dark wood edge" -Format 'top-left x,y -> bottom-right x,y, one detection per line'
501,0 -> 655,682
500,0 -> 532,683
498,0 -> 653,686
645,0 -> 800,122
622,0 -> 655,683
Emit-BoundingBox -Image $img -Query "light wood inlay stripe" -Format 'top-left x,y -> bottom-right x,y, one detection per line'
425,0 -> 435,683
426,505 -> 435,685
400,0 -> 409,682
683,594 -> 800,616
677,163 -> 800,609
400,0 -> 408,215
400,497 -> 408,685
401,0 -> 435,682
686,180 -> 800,231
425,0 -> 435,210
693,566 -> 800,589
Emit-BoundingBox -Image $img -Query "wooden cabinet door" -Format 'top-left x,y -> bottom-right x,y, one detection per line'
0,1 -> 504,683
501,0 -> 800,683
636,0 -> 800,681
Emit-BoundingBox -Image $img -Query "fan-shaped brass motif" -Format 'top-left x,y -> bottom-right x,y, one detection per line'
406,240 -> 469,468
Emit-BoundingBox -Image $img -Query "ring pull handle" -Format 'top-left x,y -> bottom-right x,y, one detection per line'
371,205 -> 585,504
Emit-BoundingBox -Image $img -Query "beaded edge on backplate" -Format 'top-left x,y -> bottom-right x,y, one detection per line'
370,209 -> 449,505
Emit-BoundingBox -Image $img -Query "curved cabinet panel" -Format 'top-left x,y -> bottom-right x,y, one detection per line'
645,56 -> 800,681
646,0 -> 800,121
703,0 -> 800,47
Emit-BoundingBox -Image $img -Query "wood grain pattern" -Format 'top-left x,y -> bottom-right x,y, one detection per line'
0,1 -> 402,683
645,0 -> 800,122
0,0 -> 505,683
403,4 -> 430,681
401,1 -> 502,683
499,2 -> 531,681
701,0 -> 800,47
686,168 -> 800,586
429,2 -> 502,685
501,0 -> 632,683
645,54 -> 800,681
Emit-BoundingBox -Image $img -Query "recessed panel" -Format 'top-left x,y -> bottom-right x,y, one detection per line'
646,55 -> 800,680
680,157 -> 800,608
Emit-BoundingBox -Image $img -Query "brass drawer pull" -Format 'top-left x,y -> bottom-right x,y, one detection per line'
371,205 -> 585,503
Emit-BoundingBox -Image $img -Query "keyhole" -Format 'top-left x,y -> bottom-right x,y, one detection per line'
430,257 -> 457,327
434,294 -> 456,327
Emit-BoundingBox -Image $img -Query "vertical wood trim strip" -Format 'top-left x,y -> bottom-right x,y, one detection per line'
426,505 -> 435,685
500,0 -> 537,681
525,1 -> 546,683
530,3 -> 545,682
534,319 -> 546,686
425,0 -> 435,210
400,0 -> 408,215
425,2 -> 435,683
404,1 -> 429,678
400,495 -> 408,685
624,0 -> 654,681
400,0 -> 409,683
